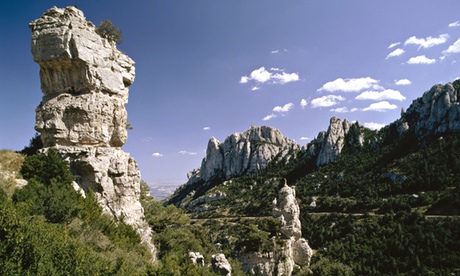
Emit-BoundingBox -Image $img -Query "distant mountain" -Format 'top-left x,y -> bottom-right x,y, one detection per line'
166,82 -> 460,214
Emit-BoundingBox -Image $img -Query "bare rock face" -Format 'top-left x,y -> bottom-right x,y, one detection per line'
30,6 -> 154,259
272,181 -> 313,269
212,254 -> 232,276
188,126 -> 299,185
397,83 -> 460,138
304,117 -> 364,167
239,180 -> 313,276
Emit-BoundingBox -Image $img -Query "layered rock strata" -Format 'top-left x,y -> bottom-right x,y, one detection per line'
30,6 -> 154,258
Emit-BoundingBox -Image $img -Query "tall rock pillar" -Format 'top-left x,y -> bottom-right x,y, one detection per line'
29,6 -> 155,259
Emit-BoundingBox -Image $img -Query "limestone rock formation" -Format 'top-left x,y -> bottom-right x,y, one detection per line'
397,82 -> 460,138
239,180 -> 313,276
187,126 -> 299,185
304,117 -> 365,167
272,181 -> 313,269
189,252 -> 205,267
30,6 -> 154,259
212,254 -> 232,276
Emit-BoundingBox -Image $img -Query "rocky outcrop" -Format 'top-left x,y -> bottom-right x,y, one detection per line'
304,117 -> 365,167
30,6 -> 154,259
212,254 -> 232,276
189,252 -> 205,267
396,83 -> 460,138
187,126 -> 299,185
239,180 -> 313,275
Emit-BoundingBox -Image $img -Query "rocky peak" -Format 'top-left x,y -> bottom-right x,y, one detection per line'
397,82 -> 460,138
188,126 -> 299,185
30,6 -> 154,259
305,117 -> 364,167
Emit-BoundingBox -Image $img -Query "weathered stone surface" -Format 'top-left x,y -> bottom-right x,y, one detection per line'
189,252 -> 205,267
212,254 -> 232,276
239,180 -> 312,276
273,181 -> 313,269
30,6 -> 133,147
304,117 -> 365,167
397,83 -> 460,138
30,6 -> 154,259
188,126 -> 299,185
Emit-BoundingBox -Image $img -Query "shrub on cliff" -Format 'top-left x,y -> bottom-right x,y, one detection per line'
96,19 -> 123,45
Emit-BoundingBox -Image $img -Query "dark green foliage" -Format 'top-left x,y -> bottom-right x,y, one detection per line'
20,133 -> 43,156
0,148 -> 154,274
303,212 -> 460,275
14,149 -> 80,223
96,19 -> 123,44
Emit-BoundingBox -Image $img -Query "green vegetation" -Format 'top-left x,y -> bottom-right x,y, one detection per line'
171,128 -> 460,274
96,19 -> 123,45
0,149 -> 154,275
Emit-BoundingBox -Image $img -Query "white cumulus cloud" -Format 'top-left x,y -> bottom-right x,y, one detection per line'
300,99 -> 308,109
152,152 -> 163,157
395,79 -> 411,85
407,55 -> 436,64
355,89 -> 406,101
404,34 -> 449,49
442,38 -> 460,55
364,122 -> 386,130
273,103 -> 294,113
311,95 -> 346,108
362,101 -> 398,112
203,127 -> 211,131
386,48 -> 405,59
240,66 -> 300,87
318,77 -> 380,92
263,103 -> 294,121
300,137 -> 310,141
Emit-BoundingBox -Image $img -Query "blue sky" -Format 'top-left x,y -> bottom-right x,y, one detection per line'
1,1 -> 460,190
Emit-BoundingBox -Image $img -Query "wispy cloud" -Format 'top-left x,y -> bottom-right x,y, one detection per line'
311,95 -> 346,108
355,89 -> 406,101
240,66 -> 299,87
263,103 -> 294,121
152,152 -> 163,157
386,48 -> 405,59
300,99 -> 308,109
395,79 -> 411,85
330,107 -> 358,113
300,137 -> 310,141
404,34 -> 449,49
449,21 -> 460,28
318,77 -> 381,92
262,114 -> 277,121
364,122 -> 386,130
179,151 -> 197,155
407,55 -> 436,64
388,42 -> 400,49
203,127 -> 211,131
362,101 -> 398,112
